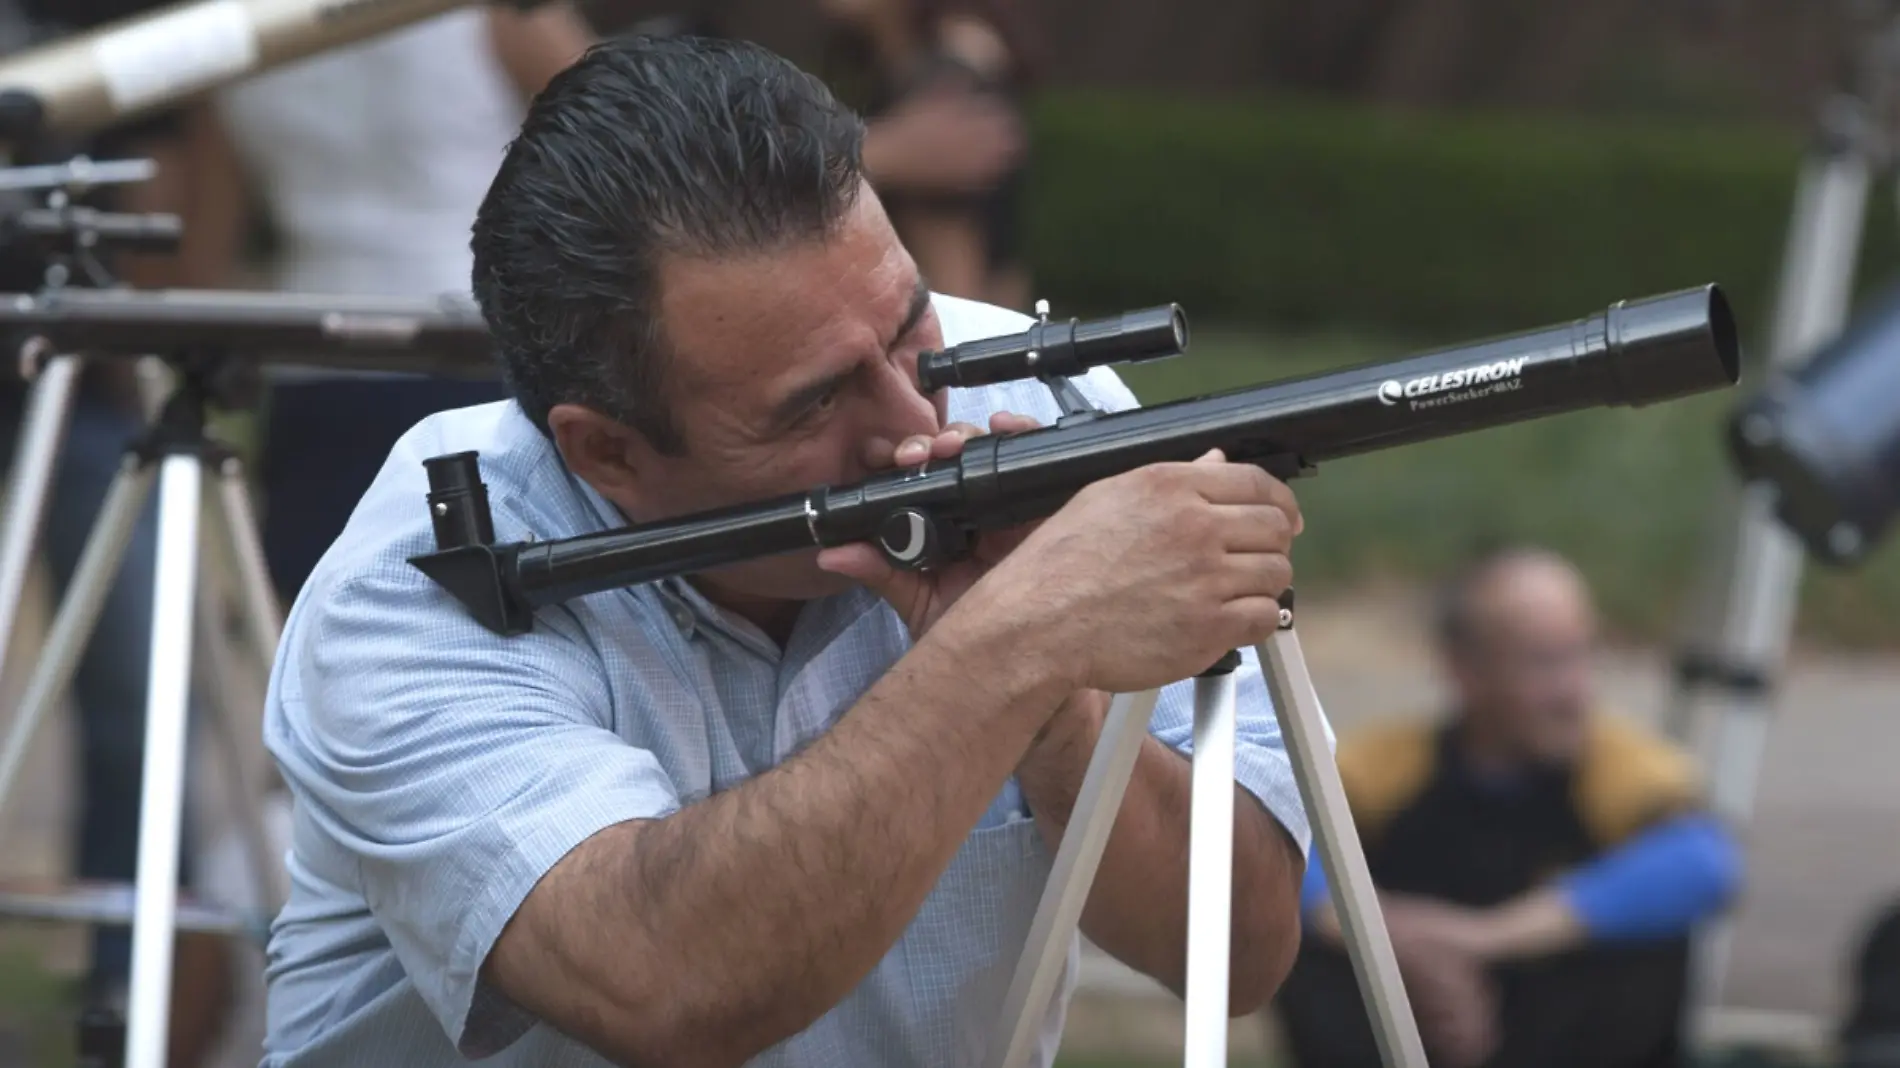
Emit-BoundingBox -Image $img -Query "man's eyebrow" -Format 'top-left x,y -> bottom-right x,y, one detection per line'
893,277 -> 931,345
768,280 -> 931,429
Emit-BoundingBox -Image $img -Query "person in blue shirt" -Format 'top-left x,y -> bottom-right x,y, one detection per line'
257,33 -> 1317,1068
1274,544 -> 1743,1068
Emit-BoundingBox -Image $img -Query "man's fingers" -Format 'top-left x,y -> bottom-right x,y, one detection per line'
1180,457 -> 1302,518
989,411 -> 1042,435
893,433 -> 936,467
927,422 -> 987,462
1215,550 -> 1294,605
816,543 -> 896,588
876,413 -> 1037,470
1212,504 -> 1298,553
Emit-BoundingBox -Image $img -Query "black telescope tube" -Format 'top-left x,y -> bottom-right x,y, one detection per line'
915,304 -> 1186,392
474,285 -> 1739,617
512,495 -> 819,608
0,285 -> 496,377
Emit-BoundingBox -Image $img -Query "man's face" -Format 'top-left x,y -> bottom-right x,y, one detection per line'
1450,560 -> 1600,766
551,184 -> 949,608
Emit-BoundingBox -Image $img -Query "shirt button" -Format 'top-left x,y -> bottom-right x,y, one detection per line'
671,605 -> 695,636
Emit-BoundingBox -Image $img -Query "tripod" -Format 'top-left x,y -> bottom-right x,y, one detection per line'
0,160 -> 288,1068
984,600 -> 1428,1068
0,346 -> 288,1068
1664,0 -> 1900,1023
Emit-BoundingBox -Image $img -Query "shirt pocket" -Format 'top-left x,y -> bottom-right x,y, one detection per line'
976,777 -> 1033,831
899,813 -> 1068,1068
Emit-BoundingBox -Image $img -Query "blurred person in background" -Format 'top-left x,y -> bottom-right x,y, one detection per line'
0,1 -> 246,1062
815,0 -> 1036,308
210,2 -> 595,610
1274,544 -> 1743,1068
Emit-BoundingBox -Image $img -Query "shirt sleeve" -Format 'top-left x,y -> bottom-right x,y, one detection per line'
270,555 -> 683,1059
1557,812 -> 1743,940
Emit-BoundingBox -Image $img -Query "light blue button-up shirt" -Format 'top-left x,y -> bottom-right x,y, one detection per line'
259,293 -> 1318,1068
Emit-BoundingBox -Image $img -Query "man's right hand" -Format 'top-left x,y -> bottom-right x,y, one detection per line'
959,448 -> 1302,697
1381,897 -> 1502,1067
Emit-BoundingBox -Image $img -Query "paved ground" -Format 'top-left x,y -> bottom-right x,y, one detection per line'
0,561 -> 1895,1064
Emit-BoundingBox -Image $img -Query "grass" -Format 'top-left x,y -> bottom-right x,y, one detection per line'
0,939 -> 81,1068
1111,325 -> 1900,651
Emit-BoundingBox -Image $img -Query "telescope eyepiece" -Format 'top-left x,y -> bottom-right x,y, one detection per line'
916,303 -> 1187,392
424,451 -> 496,550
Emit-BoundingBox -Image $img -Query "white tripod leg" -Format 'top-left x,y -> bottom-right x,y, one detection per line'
1256,598 -> 1429,1068
985,688 -> 1161,1068
0,457 -> 157,819
1668,138 -> 1869,1016
124,453 -> 204,1068
200,455 -> 288,916
0,353 -> 80,668
212,454 -> 283,671
1183,655 -> 1239,1068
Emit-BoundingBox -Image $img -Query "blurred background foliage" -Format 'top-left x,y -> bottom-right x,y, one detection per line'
1015,89 -> 1900,649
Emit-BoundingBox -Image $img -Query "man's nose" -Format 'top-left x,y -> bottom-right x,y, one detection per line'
870,358 -> 942,444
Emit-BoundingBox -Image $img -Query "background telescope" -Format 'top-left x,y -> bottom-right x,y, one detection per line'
0,285 -> 497,381
0,0 -> 520,147
1728,276 -> 1900,567
411,284 -> 1742,637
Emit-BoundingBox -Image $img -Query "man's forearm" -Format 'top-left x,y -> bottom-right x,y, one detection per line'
493,612 -> 1072,1067
1015,693 -> 1304,1014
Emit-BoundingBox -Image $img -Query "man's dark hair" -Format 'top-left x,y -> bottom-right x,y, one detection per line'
470,34 -> 868,452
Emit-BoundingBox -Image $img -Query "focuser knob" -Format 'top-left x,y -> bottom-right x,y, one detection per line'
875,508 -> 966,570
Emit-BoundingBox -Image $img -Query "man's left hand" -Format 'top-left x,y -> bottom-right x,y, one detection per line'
818,411 -> 1042,639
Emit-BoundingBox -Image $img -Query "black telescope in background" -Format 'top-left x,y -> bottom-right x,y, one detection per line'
411,284 -> 1742,638
1728,277 -> 1900,566
0,285 -> 497,380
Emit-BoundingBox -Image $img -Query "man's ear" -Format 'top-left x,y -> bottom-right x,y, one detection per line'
547,403 -> 647,504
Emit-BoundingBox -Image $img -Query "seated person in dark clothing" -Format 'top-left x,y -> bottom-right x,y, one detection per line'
1274,545 -> 1743,1068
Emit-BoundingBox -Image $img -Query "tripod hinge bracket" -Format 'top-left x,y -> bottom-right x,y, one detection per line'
1672,649 -> 1773,696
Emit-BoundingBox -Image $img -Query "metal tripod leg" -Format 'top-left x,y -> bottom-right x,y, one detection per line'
1256,607 -> 1428,1068
0,353 -> 81,668
1668,135 -> 1872,1016
124,453 -> 203,1068
1183,653 -> 1240,1068
0,456 -> 157,816
985,687 -> 1162,1068
211,455 -> 283,676
197,456 -> 287,915
987,598 -> 1427,1068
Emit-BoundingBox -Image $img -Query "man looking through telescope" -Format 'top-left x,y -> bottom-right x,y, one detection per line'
257,32 -> 1316,1068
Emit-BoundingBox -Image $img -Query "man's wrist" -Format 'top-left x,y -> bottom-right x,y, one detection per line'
924,587 -> 1078,718
1473,889 -> 1585,961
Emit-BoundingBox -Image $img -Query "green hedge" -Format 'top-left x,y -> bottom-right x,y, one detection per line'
1020,92 -> 1900,647
1022,89 -> 1900,349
